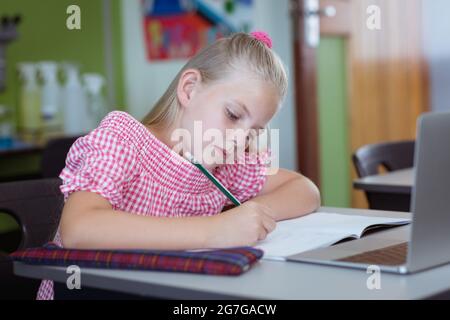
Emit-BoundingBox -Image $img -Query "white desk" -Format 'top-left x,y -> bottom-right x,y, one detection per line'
353,168 -> 414,211
13,207 -> 450,299
353,168 -> 414,194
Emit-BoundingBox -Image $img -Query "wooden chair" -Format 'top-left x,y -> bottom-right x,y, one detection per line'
352,140 -> 415,211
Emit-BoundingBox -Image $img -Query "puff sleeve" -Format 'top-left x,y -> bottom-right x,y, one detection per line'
58,127 -> 138,209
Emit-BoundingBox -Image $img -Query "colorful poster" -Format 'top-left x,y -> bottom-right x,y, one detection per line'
142,0 -> 254,61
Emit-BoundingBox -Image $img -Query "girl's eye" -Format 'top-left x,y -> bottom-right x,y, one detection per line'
226,108 -> 240,122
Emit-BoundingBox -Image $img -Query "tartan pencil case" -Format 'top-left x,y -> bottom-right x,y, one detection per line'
10,242 -> 263,276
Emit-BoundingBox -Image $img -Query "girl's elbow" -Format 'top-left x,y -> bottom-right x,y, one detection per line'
59,214 -> 89,249
304,178 -> 321,213
60,228 -> 77,249
310,186 -> 321,212
60,222 -> 81,249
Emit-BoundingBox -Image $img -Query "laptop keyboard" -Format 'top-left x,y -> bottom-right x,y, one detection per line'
337,242 -> 408,266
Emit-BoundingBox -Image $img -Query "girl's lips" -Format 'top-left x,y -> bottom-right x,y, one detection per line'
214,145 -> 229,157
215,146 -> 227,157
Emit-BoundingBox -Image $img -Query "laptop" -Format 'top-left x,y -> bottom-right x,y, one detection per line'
288,111 -> 450,274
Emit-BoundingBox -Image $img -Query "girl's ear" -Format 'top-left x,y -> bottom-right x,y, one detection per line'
177,69 -> 202,108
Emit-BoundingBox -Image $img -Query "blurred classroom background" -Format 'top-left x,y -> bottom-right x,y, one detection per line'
0,0 -> 448,222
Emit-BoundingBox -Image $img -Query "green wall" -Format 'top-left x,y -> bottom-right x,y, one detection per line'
0,213 -> 18,233
0,0 -> 125,238
0,0 -> 125,118
0,0 -> 125,181
317,37 -> 350,207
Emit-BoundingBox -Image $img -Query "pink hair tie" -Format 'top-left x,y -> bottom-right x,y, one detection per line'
250,31 -> 273,49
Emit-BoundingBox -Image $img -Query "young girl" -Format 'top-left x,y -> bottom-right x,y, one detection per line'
37,31 -> 320,299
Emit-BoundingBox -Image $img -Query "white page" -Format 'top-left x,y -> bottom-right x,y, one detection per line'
255,212 -> 410,261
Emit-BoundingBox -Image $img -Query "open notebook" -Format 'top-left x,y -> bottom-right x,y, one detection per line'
255,212 -> 411,261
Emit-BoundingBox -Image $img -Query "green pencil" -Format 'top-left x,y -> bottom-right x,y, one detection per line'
184,151 -> 241,206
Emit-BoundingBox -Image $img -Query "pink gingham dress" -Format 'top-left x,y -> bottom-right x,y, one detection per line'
37,110 -> 270,300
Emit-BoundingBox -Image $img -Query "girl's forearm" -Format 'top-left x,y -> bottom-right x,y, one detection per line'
251,176 -> 321,221
60,208 -> 216,250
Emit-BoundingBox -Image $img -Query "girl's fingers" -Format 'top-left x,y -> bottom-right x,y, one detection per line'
261,214 -> 276,234
258,227 -> 268,241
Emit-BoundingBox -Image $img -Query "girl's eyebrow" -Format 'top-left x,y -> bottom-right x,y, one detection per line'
231,99 -> 264,130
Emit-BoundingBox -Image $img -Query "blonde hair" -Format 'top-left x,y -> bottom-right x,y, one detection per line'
141,32 -> 288,152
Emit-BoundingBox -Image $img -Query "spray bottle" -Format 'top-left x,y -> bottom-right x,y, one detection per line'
61,63 -> 88,135
17,62 -> 41,141
38,61 -> 61,134
83,73 -> 106,130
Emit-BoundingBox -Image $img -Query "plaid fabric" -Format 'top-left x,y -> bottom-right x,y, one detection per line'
11,242 -> 263,276
36,111 -> 271,300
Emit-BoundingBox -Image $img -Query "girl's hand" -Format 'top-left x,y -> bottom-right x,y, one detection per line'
206,201 -> 277,248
